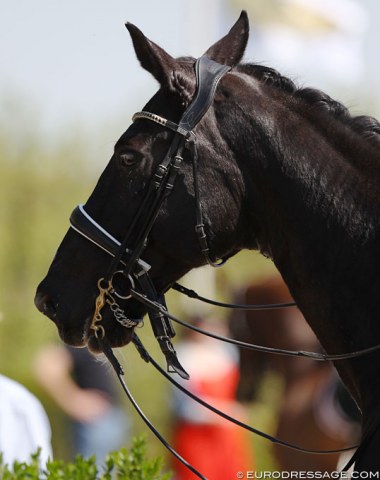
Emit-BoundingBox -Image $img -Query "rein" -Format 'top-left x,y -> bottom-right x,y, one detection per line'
172,282 -> 298,310
99,334 -> 359,480
68,55 -> 371,477
129,288 -> 380,362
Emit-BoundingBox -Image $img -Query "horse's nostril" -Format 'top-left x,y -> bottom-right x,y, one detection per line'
34,291 -> 57,319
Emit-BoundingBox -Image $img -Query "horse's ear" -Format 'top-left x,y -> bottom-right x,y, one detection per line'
126,23 -> 175,85
204,11 -> 249,66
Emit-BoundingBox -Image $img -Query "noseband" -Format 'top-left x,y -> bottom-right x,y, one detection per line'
68,55 -> 375,477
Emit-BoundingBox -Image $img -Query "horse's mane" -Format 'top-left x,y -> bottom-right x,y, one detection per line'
237,63 -> 380,149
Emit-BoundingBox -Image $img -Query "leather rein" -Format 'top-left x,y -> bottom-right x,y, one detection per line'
68,55 -> 375,478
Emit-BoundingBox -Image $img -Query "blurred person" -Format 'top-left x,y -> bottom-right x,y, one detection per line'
34,344 -> 130,466
0,374 -> 52,466
171,317 -> 254,480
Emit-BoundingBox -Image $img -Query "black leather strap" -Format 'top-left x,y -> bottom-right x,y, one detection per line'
179,56 -> 231,132
70,205 -> 125,259
133,56 -> 230,137
70,205 -> 151,274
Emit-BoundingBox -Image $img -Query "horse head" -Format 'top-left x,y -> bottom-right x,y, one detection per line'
35,12 -> 252,352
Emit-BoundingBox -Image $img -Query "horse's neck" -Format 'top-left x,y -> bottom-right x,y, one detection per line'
239,97 -> 380,405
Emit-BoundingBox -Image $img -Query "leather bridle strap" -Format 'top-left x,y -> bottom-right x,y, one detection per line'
136,269 -> 190,379
70,204 -> 151,275
99,337 -> 206,480
172,282 -> 298,310
179,56 -> 230,131
132,57 -> 231,267
140,337 -> 359,455
133,56 -> 230,135
131,111 -> 191,138
130,288 -> 380,361
188,138 -> 227,267
100,334 -> 359,460
104,134 -> 184,281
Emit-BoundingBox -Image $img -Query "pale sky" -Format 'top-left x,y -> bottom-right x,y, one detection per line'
1,1 -> 189,134
1,0 -> 380,142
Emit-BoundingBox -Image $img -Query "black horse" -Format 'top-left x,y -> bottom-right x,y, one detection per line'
35,12 -> 380,472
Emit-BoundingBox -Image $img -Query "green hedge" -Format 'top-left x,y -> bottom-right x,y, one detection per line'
0,437 -> 172,480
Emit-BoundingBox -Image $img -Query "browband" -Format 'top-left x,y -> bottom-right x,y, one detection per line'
131,111 -> 190,137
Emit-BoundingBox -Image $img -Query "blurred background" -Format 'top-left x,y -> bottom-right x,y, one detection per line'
0,0 -> 377,474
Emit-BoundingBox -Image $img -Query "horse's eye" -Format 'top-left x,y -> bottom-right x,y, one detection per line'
120,152 -> 138,167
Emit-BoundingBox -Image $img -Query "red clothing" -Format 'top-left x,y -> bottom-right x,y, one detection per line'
172,342 -> 254,480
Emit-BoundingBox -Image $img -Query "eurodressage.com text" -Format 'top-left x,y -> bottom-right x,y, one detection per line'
235,471 -> 380,479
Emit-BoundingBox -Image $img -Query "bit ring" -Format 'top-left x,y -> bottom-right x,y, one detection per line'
111,271 -> 135,299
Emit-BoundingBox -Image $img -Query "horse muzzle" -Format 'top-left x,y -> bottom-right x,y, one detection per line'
34,291 -> 58,320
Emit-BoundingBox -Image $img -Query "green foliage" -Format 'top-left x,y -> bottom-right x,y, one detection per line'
0,437 -> 172,480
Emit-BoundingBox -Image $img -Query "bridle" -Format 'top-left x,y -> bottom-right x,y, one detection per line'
68,55 -> 378,478
71,55 -> 232,380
